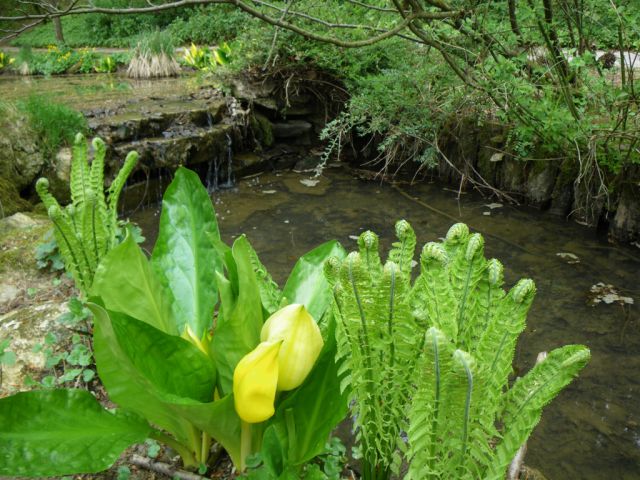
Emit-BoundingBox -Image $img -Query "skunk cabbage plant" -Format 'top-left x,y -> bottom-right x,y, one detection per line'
0,167 -> 347,478
325,221 -> 590,480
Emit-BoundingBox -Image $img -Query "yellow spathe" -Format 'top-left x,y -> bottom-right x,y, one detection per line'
261,304 -> 324,391
232,304 -> 324,423
233,341 -> 281,423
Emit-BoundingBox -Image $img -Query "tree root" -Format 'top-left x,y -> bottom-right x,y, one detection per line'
130,454 -> 209,480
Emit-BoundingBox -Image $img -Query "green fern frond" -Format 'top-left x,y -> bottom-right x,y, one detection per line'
35,178 -> 61,213
107,151 -> 138,245
388,219 -> 416,284
48,205 -> 91,293
357,230 -> 383,282
70,132 -> 90,210
36,135 -> 138,297
410,242 -> 457,340
449,233 -> 487,347
327,221 -> 589,480
485,345 -> 590,479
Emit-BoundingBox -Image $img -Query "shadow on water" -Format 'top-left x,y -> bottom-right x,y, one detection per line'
132,166 -> 640,480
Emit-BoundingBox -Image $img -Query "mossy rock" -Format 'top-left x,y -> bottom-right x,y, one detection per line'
0,177 -> 31,217
0,104 -> 46,191
250,112 -> 274,147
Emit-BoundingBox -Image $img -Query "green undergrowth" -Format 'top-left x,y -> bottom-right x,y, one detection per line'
12,95 -> 87,159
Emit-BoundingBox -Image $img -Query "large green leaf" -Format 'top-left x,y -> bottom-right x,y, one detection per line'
91,304 -> 241,468
108,308 -> 216,403
151,167 -> 221,337
212,235 -> 264,396
92,233 -> 175,335
281,240 -> 346,321
0,389 -> 150,477
269,314 -> 348,467
90,304 -> 197,446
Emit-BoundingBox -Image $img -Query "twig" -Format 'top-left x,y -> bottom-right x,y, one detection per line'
129,454 -> 208,480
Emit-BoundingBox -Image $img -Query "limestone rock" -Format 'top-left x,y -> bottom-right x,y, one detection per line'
0,106 -> 45,191
1,213 -> 37,229
0,301 -> 68,393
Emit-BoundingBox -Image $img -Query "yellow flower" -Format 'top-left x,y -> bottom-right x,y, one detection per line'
233,341 -> 281,423
261,304 -> 324,391
233,304 -> 324,423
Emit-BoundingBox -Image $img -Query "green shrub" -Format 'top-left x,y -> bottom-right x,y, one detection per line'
16,95 -> 88,158
169,5 -> 250,44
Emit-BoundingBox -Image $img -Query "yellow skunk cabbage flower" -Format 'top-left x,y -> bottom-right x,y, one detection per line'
233,341 -> 281,423
233,304 -> 324,423
261,304 -> 324,391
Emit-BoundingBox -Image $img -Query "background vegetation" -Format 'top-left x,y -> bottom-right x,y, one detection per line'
1,0 -> 639,225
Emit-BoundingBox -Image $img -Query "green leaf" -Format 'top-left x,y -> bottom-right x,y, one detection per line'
281,240 -> 346,321
89,303 -> 200,447
92,234 -> 175,335
91,303 -> 215,404
212,235 -> 264,396
152,167 -> 222,338
91,302 -> 241,469
0,389 -> 150,477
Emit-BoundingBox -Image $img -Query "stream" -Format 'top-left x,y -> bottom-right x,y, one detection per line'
131,167 -> 640,480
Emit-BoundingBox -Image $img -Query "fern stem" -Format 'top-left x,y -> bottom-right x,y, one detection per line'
91,200 -> 100,268
388,267 -> 396,367
348,256 -> 373,370
459,354 -> 474,473
51,217 -> 88,294
428,333 -> 441,476
457,264 -> 474,345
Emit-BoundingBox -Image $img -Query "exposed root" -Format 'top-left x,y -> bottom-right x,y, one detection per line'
129,454 -> 208,480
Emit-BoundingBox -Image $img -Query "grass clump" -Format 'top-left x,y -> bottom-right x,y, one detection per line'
127,30 -> 180,79
16,95 -> 87,158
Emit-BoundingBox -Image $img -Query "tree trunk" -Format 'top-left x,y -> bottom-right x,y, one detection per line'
508,0 -> 521,39
53,16 -> 65,44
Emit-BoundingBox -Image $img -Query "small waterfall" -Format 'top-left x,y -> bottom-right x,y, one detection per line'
157,168 -> 164,203
222,133 -> 234,188
205,155 -> 220,193
204,111 -> 220,193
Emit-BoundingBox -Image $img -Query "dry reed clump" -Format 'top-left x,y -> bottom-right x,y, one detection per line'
127,30 -> 181,79
127,51 -> 180,79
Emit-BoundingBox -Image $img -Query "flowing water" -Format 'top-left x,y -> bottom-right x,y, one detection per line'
132,167 -> 640,480
0,73 -> 210,107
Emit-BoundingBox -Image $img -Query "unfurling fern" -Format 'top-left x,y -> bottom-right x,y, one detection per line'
36,133 -> 138,296
326,221 -> 589,480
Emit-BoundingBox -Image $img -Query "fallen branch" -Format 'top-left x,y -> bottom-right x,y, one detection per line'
129,454 -> 209,480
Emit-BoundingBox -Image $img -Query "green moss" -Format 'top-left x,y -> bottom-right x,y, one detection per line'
250,112 -> 274,147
